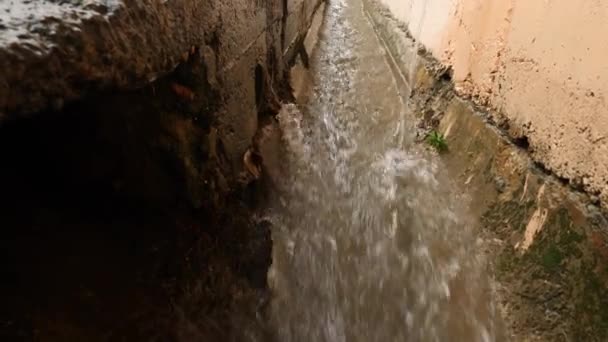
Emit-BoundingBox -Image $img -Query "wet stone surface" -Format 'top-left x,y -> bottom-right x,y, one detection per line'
0,0 -> 121,49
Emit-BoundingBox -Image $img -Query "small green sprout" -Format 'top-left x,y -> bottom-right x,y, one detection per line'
426,130 -> 448,152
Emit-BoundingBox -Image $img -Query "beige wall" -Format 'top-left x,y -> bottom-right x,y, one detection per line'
380,0 -> 608,203
379,0 -> 453,53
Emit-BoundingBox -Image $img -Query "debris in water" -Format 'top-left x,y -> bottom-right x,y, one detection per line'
171,82 -> 195,100
244,148 -> 262,179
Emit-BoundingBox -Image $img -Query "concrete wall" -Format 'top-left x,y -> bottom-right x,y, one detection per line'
0,0 -> 322,202
0,1 -> 323,339
379,0 -> 608,204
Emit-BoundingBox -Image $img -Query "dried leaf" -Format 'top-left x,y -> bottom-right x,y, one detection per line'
243,148 -> 262,179
171,83 -> 195,101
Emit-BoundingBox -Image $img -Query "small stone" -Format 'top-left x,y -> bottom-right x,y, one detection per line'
586,204 -> 606,226
568,192 -> 579,202
495,177 -> 506,193
590,195 -> 600,205
587,203 -> 600,214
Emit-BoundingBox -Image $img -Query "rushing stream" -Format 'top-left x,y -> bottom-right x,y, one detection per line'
265,0 -> 505,340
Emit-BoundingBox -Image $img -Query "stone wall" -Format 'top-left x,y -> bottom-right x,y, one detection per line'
377,0 -> 608,207
0,0 -> 323,340
0,0 -> 325,205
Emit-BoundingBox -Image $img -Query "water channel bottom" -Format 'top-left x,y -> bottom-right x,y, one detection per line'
265,0 -> 505,341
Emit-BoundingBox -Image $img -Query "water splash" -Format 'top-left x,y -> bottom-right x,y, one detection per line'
266,0 -> 503,341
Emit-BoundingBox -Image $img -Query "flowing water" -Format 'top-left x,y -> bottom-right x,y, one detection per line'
265,0 -> 505,340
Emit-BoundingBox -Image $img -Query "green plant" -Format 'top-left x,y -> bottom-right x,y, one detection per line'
426,130 -> 448,152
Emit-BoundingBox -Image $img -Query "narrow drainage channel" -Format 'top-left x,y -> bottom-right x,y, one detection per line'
264,0 -> 506,340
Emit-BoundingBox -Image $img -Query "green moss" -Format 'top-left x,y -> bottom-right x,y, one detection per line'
482,200 -> 535,234
573,268 -> 608,340
559,227 -> 584,245
495,246 -> 517,276
531,208 -> 608,340
542,208 -> 585,262
523,208 -> 583,274
540,245 -> 563,271
556,209 -> 584,246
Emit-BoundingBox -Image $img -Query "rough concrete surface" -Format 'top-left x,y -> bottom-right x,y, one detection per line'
378,0 -> 608,208
0,0 -> 122,48
0,0 -> 319,122
1,0 -> 323,167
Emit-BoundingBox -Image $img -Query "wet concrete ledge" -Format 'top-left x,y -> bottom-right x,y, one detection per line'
363,0 -> 608,340
0,0 -> 320,122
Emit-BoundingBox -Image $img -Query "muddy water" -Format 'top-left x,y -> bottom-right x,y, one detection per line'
264,0 -> 505,341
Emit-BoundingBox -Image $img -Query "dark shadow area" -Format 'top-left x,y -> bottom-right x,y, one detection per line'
512,135 -> 530,150
256,64 -> 265,111
0,99 -> 180,340
0,69 -> 270,341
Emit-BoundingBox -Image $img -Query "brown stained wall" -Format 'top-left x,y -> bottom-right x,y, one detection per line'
284,0 -> 321,54
0,0 -> 322,164
378,0 -> 608,207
